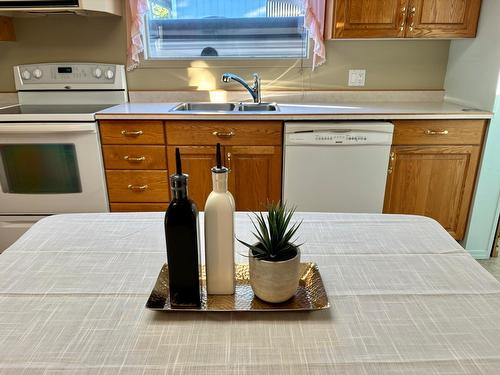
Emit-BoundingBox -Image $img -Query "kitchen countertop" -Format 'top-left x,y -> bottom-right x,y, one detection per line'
96,101 -> 493,121
1,212 -> 500,373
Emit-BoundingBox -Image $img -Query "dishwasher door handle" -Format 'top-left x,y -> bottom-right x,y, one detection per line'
291,129 -> 352,134
321,129 -> 352,133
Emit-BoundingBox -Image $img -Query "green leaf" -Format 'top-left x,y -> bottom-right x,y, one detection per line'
235,201 -> 302,261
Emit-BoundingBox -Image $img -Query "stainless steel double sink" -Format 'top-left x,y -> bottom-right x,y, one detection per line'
171,102 -> 279,112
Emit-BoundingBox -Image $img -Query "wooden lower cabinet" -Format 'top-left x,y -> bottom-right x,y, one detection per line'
100,120 -> 169,212
167,146 -> 217,209
106,170 -> 169,203
101,120 -> 283,213
226,146 -> 282,211
100,118 -> 484,230
383,145 -> 480,240
166,120 -> 283,211
110,203 -> 169,212
168,145 -> 282,211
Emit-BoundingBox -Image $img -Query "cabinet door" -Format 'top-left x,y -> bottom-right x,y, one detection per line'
333,0 -> 408,38
226,146 -> 282,211
383,145 -> 480,240
0,17 -> 15,41
167,146 -> 217,209
407,0 -> 481,38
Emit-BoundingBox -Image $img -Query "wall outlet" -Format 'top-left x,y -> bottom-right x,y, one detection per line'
348,70 -> 366,87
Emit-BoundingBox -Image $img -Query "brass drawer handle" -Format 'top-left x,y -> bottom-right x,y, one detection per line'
407,4 -> 416,32
226,152 -> 232,173
121,130 -> 143,137
124,155 -> 146,162
425,129 -> 449,135
212,131 -> 235,138
127,184 -> 149,192
399,6 -> 406,31
388,151 -> 395,175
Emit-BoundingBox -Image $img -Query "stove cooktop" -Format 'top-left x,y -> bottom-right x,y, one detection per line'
0,104 -> 115,115
0,104 -> 120,122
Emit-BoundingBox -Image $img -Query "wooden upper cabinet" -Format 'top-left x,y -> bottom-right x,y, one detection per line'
332,0 -> 408,38
0,17 -> 15,41
328,0 -> 482,39
407,0 -> 482,38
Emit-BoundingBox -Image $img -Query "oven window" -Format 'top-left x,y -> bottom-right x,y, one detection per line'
0,144 -> 82,194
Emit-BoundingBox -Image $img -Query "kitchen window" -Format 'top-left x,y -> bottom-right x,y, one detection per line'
144,0 -> 308,60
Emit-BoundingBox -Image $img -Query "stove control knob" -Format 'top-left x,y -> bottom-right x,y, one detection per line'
21,70 -> 31,80
94,68 -> 102,78
33,69 -> 43,79
105,69 -> 114,80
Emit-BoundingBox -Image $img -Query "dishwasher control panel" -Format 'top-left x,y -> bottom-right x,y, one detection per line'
287,131 -> 392,145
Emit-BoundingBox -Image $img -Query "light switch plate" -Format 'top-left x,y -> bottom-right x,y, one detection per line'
348,70 -> 366,87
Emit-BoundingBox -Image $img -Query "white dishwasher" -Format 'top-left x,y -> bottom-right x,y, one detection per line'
283,121 -> 394,213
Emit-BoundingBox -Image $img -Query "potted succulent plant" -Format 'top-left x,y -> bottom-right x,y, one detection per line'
238,202 -> 303,303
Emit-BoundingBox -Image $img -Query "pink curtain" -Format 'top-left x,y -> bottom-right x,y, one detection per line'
127,0 -> 149,71
304,0 -> 326,70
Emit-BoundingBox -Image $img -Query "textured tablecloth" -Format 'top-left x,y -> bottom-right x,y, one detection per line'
0,212 -> 499,374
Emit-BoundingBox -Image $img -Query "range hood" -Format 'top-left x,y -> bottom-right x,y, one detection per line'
0,0 -> 121,16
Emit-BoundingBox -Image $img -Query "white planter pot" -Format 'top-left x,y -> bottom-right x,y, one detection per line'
249,248 -> 301,303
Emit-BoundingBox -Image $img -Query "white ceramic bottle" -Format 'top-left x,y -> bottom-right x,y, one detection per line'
204,143 -> 235,295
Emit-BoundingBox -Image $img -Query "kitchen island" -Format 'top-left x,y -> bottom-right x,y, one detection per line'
0,212 -> 499,374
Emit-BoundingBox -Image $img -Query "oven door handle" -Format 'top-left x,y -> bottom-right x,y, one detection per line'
0,124 -> 97,134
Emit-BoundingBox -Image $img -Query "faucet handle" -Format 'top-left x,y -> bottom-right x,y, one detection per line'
252,73 -> 261,104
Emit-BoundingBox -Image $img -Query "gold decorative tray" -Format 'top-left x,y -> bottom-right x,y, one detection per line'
146,262 -> 330,312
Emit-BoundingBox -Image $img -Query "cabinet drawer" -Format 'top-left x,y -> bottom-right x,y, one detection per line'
392,120 -> 486,145
110,203 -> 168,212
166,121 -> 282,146
100,121 -> 165,145
106,170 -> 169,202
103,145 -> 167,169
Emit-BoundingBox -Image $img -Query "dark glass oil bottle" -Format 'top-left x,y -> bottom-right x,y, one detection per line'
164,148 -> 201,308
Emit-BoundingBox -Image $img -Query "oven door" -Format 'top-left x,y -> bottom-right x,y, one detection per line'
0,122 -> 108,214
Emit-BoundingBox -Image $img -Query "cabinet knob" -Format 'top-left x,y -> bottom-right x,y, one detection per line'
124,155 -> 146,162
121,130 -> 143,137
213,131 -> 235,138
128,184 -> 149,192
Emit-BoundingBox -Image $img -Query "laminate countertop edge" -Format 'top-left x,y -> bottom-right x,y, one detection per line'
96,102 -> 493,121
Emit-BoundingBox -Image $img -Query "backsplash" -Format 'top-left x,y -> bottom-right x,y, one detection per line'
128,90 -> 445,104
0,13 -> 450,93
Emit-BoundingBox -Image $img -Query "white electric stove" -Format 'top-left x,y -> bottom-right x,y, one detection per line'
0,62 -> 128,252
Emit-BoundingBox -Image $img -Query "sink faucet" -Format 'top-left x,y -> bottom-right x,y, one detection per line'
221,73 -> 261,103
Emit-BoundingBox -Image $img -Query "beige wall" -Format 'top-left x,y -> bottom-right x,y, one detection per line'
0,14 -> 450,93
